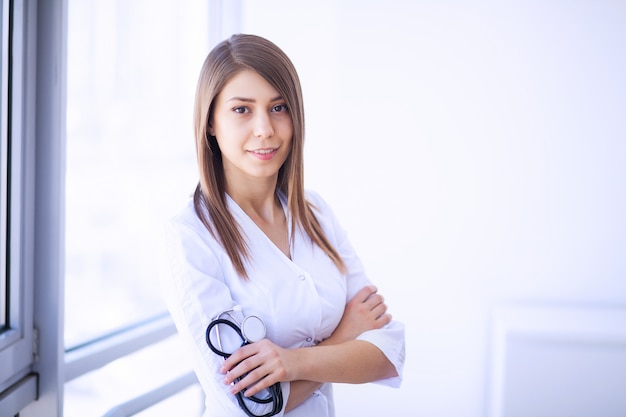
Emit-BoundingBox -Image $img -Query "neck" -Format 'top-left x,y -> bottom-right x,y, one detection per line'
225,177 -> 281,224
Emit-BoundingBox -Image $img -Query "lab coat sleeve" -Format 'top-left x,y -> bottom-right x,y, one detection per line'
162,212 -> 289,416
307,191 -> 406,388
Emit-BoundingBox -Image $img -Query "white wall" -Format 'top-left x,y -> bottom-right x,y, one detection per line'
241,1 -> 626,415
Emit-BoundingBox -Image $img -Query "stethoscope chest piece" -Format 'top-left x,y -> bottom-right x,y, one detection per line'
241,315 -> 266,343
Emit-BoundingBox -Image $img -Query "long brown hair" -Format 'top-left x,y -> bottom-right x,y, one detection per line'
193,34 -> 346,278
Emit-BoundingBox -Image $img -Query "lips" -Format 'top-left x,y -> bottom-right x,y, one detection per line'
249,148 -> 278,160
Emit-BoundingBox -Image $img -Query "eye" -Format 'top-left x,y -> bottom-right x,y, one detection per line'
232,106 -> 250,114
271,104 -> 288,113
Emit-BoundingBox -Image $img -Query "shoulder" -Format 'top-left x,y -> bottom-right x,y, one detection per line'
165,197 -> 228,276
167,197 -> 218,251
304,189 -> 344,234
170,197 -> 204,231
304,189 -> 333,214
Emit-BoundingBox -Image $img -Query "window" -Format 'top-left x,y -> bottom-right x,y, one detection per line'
64,0 -> 204,349
63,0 -> 210,414
3,1 -> 240,414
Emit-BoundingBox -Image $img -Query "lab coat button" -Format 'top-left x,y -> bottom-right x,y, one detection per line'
299,275 -> 305,281
306,337 -> 312,342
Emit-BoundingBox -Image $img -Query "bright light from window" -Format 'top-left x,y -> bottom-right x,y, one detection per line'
65,0 -> 206,348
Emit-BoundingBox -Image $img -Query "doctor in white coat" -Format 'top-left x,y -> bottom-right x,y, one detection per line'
163,34 -> 405,417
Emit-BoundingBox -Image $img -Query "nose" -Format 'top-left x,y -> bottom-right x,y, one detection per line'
253,112 -> 274,138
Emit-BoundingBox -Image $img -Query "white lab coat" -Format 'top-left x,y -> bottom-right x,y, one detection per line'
162,190 -> 405,416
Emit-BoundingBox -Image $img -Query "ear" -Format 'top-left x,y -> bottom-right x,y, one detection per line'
206,113 -> 216,136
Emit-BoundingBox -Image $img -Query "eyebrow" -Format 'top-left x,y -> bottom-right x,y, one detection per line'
226,95 -> 284,103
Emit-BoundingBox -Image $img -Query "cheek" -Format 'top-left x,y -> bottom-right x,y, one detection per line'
283,129 -> 294,153
214,121 -> 245,147
283,120 -> 294,143
213,129 -> 237,155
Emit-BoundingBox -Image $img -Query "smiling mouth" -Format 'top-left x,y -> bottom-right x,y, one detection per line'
251,148 -> 277,155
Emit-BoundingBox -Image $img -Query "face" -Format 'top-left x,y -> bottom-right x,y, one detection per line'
209,69 -> 293,188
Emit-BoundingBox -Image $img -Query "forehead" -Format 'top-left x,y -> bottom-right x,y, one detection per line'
218,69 -> 281,101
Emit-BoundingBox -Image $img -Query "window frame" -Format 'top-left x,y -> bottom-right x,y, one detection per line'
0,0 -> 9,332
0,0 -> 39,415
0,0 -> 34,389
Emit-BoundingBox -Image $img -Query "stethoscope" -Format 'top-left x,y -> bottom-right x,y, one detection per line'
205,306 -> 283,417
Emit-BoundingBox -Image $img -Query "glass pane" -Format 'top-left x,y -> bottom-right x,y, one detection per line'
64,335 -> 202,416
65,0 -> 207,347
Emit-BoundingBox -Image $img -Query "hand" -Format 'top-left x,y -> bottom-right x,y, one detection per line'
220,338 -> 296,398
327,285 -> 392,345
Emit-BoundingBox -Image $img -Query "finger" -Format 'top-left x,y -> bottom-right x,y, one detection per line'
376,313 -> 392,327
221,343 -> 257,373
224,353 -> 263,387
370,302 -> 388,320
241,371 -> 273,397
231,361 -> 281,397
229,367 -> 266,395
364,293 -> 384,310
221,355 -> 241,375
353,285 -> 377,303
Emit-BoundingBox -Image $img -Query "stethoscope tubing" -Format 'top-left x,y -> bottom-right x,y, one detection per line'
205,316 -> 283,416
206,318 -> 244,359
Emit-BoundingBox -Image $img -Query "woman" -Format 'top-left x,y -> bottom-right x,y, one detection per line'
163,34 -> 405,416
